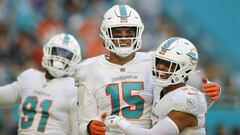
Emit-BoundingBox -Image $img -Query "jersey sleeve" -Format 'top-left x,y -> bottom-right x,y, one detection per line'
78,84 -> 98,135
0,69 -> 42,107
0,82 -> 20,107
171,88 -> 207,117
0,69 -> 35,107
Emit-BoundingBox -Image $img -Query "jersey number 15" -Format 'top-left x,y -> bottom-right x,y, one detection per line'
106,82 -> 144,119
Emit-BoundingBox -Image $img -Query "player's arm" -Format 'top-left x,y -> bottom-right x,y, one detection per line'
78,85 -> 105,135
0,82 -> 21,107
168,110 -> 197,131
69,87 -> 78,135
105,111 -> 197,135
105,114 -> 179,135
123,111 -> 195,134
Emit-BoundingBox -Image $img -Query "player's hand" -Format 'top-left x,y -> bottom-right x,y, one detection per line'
87,120 -> 106,135
104,115 -> 123,127
202,77 -> 221,101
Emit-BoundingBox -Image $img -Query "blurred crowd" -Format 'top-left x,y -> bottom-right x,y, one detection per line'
0,0 -> 239,135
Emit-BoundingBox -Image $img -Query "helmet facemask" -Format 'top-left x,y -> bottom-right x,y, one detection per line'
43,47 -> 78,78
152,56 -> 181,87
101,26 -> 142,57
42,34 -> 81,78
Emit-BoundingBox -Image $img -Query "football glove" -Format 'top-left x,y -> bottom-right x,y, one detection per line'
202,77 -> 221,101
87,113 -> 107,135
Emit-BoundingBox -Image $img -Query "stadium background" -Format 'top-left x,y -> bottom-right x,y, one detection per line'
0,0 -> 239,134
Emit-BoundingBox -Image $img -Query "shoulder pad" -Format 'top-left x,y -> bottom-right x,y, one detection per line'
17,68 -> 45,91
17,68 -> 43,82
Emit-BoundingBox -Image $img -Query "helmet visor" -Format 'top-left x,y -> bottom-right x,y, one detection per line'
51,47 -> 73,60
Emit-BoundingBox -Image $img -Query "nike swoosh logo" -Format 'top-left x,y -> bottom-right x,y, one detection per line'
188,92 -> 197,95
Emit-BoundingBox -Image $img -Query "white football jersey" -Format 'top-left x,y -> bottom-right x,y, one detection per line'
151,85 -> 207,135
77,52 -> 156,135
0,68 -> 78,135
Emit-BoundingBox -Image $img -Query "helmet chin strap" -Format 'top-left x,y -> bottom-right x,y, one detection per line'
114,46 -> 135,57
115,51 -> 131,57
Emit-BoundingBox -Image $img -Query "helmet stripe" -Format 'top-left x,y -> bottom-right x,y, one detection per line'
63,34 -> 70,44
160,37 -> 178,54
119,5 -> 127,22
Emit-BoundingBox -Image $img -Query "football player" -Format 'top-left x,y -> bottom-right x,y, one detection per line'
105,37 -> 213,135
0,33 -> 82,135
76,5 -> 220,135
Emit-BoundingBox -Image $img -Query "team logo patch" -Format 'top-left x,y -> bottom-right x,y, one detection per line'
186,98 -> 194,107
186,49 -> 198,65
